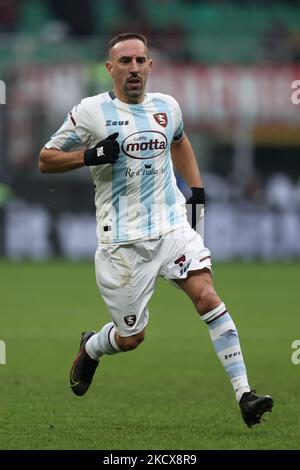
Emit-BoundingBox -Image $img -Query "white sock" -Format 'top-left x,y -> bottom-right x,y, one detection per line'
234,384 -> 251,402
85,322 -> 122,360
201,303 -> 250,402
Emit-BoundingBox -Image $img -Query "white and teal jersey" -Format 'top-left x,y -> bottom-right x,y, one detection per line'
45,91 -> 188,243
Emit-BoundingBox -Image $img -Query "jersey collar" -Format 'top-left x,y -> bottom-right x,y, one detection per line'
108,90 -> 149,109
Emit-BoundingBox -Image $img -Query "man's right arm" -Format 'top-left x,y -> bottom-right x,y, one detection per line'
39,132 -> 120,173
39,99 -> 92,174
39,147 -> 85,173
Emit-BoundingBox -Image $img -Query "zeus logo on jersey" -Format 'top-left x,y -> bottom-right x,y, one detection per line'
122,131 -> 167,160
106,120 -> 129,126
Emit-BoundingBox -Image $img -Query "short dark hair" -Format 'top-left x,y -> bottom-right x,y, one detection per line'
108,32 -> 148,56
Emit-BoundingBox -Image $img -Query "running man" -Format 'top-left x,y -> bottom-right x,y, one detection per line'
39,32 -> 273,427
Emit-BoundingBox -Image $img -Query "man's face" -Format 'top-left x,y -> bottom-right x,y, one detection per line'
106,39 -> 152,104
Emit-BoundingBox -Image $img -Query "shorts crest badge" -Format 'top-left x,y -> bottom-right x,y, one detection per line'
124,315 -> 136,327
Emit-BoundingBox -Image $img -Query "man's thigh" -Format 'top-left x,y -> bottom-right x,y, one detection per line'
176,268 -> 218,306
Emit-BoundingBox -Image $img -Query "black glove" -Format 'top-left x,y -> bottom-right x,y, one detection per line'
84,132 -> 120,166
186,187 -> 205,230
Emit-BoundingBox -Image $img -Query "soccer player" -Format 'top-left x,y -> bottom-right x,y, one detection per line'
39,33 -> 273,427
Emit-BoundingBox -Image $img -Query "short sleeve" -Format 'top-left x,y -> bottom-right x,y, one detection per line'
171,97 -> 184,142
44,101 -> 93,151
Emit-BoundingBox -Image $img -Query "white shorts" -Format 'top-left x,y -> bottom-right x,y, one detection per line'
95,225 -> 211,337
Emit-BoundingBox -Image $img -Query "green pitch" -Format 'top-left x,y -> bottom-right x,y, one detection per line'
0,260 -> 299,450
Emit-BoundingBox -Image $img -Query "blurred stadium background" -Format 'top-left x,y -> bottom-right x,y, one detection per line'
1,0 -> 300,451
0,0 -> 300,261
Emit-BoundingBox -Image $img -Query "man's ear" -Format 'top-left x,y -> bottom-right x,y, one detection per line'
106,60 -> 113,76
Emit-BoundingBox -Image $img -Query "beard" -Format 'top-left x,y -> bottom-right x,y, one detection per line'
124,79 -> 144,100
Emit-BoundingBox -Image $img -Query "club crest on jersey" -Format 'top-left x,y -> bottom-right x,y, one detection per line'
153,113 -> 168,128
124,315 -> 136,327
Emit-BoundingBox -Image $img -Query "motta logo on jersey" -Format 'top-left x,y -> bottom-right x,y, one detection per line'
122,131 -> 167,160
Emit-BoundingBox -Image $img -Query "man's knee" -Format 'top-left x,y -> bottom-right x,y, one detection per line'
117,329 -> 145,351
